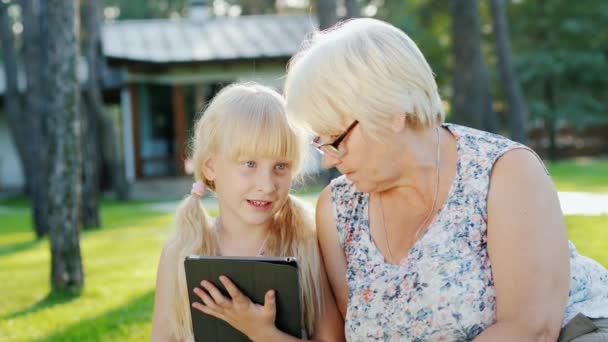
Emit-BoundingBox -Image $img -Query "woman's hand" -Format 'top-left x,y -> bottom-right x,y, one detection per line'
192,275 -> 278,341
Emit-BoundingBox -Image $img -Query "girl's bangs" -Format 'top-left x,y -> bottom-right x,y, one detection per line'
219,110 -> 300,164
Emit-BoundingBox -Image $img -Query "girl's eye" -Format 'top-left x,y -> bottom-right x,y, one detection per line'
245,161 -> 256,168
275,163 -> 289,171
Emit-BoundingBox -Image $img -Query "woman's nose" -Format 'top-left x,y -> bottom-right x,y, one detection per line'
322,153 -> 341,169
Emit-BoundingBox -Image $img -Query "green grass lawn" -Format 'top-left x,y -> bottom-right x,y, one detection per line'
0,202 -> 172,342
547,158 -> 608,193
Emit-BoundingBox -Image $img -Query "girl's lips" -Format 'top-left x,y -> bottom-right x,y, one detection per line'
246,200 -> 273,210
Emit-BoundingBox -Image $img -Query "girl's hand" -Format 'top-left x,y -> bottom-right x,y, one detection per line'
192,275 -> 278,341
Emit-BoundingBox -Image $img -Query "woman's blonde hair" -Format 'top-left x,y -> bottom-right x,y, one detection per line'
163,82 -> 323,341
285,18 -> 444,139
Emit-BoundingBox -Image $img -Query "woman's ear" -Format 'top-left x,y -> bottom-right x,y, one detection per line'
390,114 -> 407,133
202,157 -> 216,181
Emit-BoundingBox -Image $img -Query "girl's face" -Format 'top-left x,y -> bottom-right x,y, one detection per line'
207,156 -> 293,229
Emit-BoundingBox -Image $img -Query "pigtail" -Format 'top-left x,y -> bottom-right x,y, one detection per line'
268,194 -> 325,335
164,192 -> 216,341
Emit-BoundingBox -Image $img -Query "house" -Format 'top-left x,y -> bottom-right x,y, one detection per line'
0,9 -> 319,191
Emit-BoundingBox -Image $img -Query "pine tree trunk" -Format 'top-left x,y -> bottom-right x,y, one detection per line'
344,0 -> 359,18
489,0 -> 529,143
80,94 -> 100,228
544,80 -> 558,161
450,0 -> 491,130
317,0 -> 337,29
83,0 -> 129,201
0,2 -> 29,191
240,0 -> 265,15
481,64 -> 499,133
80,0 -> 100,228
46,0 -> 84,292
21,0 -> 49,238
316,0 -> 341,184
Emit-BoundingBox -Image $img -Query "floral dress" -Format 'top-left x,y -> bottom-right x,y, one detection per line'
330,123 -> 608,341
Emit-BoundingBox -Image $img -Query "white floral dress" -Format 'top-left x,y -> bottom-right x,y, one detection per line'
330,123 -> 608,341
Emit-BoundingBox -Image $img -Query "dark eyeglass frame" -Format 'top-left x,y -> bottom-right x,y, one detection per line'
311,120 -> 359,158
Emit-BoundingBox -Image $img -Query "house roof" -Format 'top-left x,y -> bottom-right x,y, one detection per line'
102,15 -> 318,64
1,15 -> 318,96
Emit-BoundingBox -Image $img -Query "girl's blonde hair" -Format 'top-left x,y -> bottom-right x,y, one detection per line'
285,18 -> 444,139
163,82 -> 323,341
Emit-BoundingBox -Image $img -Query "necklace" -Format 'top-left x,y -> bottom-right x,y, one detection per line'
379,126 -> 441,263
213,218 -> 270,256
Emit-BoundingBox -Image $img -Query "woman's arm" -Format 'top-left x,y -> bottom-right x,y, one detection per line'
474,149 -> 570,342
315,186 -> 349,318
309,252 -> 346,341
150,247 -> 179,342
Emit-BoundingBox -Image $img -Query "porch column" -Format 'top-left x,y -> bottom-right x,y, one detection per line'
128,82 -> 142,178
120,85 -> 135,183
173,85 -> 187,176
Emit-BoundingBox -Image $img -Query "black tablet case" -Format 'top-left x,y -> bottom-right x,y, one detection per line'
184,256 -> 302,342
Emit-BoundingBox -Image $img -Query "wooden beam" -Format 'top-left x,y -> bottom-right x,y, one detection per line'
173,85 -> 187,176
128,82 -> 142,179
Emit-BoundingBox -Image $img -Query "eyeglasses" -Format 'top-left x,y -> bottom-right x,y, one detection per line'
311,120 -> 359,158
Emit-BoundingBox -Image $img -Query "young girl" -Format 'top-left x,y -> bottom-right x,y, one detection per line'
150,83 -> 344,342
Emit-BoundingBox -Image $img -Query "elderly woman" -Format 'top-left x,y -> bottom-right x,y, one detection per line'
284,18 -> 608,341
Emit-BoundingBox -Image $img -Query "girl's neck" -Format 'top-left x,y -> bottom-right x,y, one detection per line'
213,216 -> 272,256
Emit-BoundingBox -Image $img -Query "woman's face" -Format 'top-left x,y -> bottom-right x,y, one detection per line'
317,122 -> 401,193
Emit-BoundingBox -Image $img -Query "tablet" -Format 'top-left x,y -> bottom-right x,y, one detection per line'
184,256 -> 303,341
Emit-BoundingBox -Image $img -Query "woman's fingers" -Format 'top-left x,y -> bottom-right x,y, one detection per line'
219,275 -> 248,305
200,280 -> 231,308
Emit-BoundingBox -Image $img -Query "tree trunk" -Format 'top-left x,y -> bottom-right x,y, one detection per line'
489,0 -> 529,143
544,80 -> 558,161
80,0 -> 101,228
344,0 -> 359,18
0,2 -> 29,191
240,0 -> 273,15
317,0 -> 337,30
316,0 -> 341,184
46,0 -> 84,292
80,94 -> 100,228
450,0 -> 491,130
83,0 -> 130,201
481,64 -> 499,133
21,0 -> 49,238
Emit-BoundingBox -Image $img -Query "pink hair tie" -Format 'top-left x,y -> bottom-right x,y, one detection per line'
191,182 -> 206,197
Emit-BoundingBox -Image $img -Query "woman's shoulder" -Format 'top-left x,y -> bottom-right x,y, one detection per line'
445,123 -> 544,172
445,123 -> 521,151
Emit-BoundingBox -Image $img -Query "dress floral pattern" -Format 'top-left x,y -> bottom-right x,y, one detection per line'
330,123 -> 608,341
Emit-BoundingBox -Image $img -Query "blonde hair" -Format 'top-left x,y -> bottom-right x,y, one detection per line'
285,18 -> 444,139
163,83 -> 323,341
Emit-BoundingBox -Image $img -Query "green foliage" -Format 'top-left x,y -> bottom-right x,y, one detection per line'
103,0 -> 190,19
375,0 -> 452,94
509,0 -> 608,127
375,0 -> 608,130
